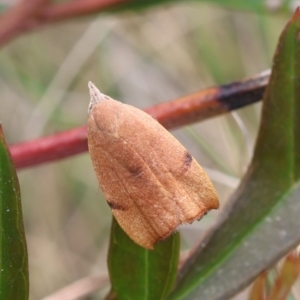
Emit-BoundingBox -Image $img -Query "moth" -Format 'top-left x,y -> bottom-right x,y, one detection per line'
87,82 -> 219,249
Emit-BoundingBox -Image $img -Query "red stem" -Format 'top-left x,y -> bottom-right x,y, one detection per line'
0,0 -> 133,46
9,126 -> 88,169
40,0 -> 130,22
9,72 -> 269,170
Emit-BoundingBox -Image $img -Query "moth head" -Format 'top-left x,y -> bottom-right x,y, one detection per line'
88,81 -> 110,114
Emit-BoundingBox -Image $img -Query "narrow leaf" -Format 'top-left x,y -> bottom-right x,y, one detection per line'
169,8 -> 300,300
107,217 -> 179,300
0,125 -> 29,299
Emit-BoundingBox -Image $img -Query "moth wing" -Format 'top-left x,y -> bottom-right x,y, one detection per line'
88,97 -> 219,249
88,103 -> 181,249
117,103 -> 219,217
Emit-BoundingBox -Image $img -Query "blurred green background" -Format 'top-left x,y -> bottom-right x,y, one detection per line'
0,2 -> 291,299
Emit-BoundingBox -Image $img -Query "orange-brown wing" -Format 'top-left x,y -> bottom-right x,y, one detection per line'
87,83 -> 219,249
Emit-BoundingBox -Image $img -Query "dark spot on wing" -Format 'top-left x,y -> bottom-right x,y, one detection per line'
183,152 -> 193,171
127,163 -> 144,178
107,201 -> 127,211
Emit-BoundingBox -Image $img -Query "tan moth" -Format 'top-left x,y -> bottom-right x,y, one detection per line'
87,82 -> 219,249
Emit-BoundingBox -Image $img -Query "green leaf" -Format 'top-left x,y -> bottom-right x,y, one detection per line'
0,125 -> 29,299
107,217 -> 179,300
168,8 -> 300,300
